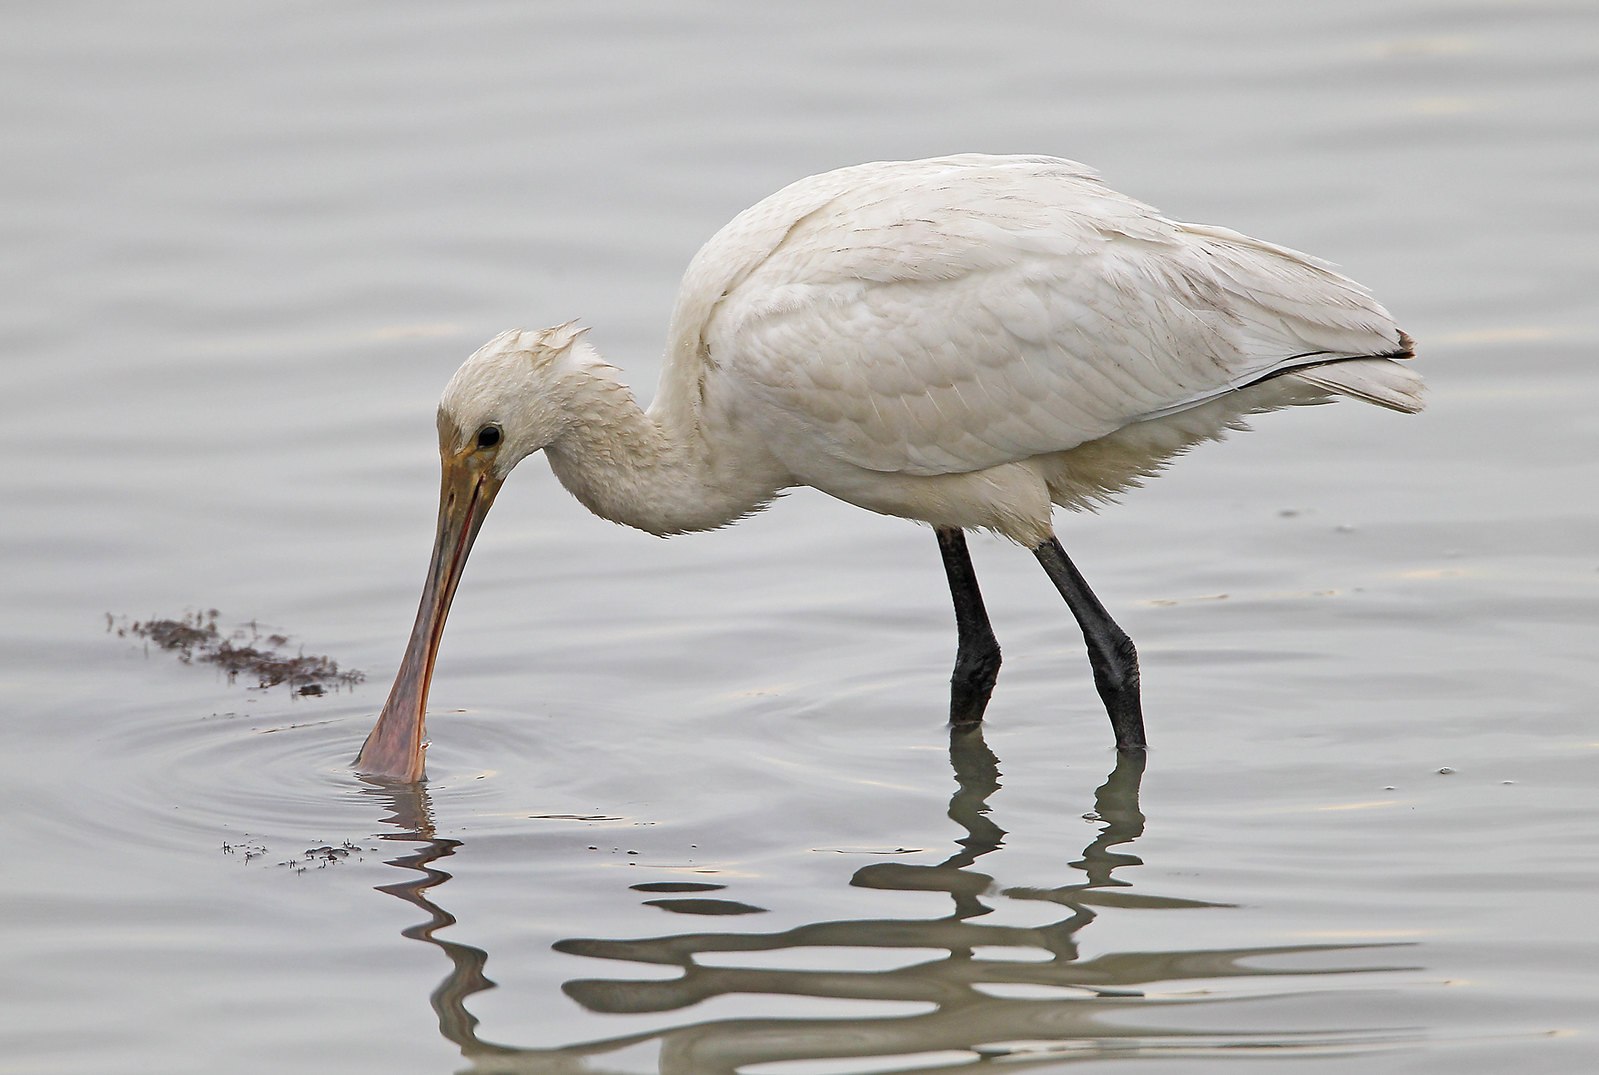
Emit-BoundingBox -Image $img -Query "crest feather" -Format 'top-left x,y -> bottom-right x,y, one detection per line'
531,319 -> 589,356
473,322 -> 592,367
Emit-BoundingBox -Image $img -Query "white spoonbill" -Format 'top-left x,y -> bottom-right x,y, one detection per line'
356,154 -> 1422,782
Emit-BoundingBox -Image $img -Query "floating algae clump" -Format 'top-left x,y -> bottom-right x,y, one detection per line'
108,609 -> 363,694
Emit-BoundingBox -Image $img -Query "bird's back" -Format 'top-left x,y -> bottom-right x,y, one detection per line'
656,154 -> 1420,489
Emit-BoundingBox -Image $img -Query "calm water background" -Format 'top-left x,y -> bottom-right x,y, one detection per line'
3,2 -> 1597,1072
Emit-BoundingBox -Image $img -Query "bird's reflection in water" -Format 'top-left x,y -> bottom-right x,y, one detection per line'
368,730 -> 1416,1074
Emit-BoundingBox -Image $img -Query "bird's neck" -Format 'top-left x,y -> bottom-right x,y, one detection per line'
543,360 -> 785,536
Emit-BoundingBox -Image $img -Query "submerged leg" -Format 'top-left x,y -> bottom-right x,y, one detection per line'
1032,534 -> 1147,751
937,528 -> 1002,725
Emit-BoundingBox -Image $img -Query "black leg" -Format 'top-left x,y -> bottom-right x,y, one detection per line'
1032,535 -> 1147,751
936,528 -> 1002,725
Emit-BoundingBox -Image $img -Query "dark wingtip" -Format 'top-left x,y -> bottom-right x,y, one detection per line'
1394,329 -> 1417,359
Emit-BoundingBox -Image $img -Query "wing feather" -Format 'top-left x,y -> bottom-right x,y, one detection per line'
687,155 -> 1411,477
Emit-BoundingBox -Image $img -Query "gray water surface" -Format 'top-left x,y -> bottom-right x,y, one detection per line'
3,2 -> 1597,1073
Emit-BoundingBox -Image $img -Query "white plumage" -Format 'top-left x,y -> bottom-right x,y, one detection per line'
356,154 -> 1422,782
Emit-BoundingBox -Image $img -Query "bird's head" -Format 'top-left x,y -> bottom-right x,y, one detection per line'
436,321 -> 594,479
354,321 -> 590,782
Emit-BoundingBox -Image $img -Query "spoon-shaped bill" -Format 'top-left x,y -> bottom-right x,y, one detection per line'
355,459 -> 501,781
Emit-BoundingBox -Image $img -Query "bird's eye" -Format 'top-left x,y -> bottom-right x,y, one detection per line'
476,424 -> 502,450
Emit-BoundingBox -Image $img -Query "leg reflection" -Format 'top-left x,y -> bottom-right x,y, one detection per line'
368,733 -> 1416,1073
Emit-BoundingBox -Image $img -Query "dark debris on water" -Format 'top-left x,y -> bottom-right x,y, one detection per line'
223,838 -> 380,875
108,609 -> 364,694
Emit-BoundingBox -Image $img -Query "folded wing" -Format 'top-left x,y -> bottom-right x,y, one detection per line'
696,155 -> 1418,478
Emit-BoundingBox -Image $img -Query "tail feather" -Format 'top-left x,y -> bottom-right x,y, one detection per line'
1287,348 -> 1425,414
